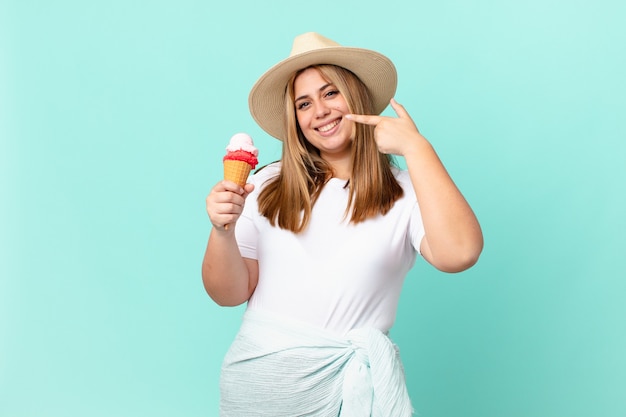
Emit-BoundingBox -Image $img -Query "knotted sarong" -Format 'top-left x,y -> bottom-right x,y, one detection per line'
220,309 -> 413,416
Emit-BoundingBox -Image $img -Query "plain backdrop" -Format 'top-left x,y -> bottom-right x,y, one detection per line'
1,0 -> 625,416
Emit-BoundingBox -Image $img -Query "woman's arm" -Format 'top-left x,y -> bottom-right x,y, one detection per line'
403,139 -> 483,272
346,99 -> 483,272
202,181 -> 259,305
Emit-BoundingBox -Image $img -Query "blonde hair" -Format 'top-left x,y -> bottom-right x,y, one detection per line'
257,64 -> 403,233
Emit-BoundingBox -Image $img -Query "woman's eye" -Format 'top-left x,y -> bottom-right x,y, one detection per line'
297,102 -> 310,110
325,90 -> 339,98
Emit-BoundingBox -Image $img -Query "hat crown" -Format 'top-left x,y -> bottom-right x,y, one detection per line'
289,32 -> 341,57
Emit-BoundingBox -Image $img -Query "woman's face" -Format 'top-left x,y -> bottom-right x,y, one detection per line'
293,67 -> 354,161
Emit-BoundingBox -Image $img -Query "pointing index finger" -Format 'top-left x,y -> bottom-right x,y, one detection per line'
390,98 -> 410,119
345,113 -> 383,126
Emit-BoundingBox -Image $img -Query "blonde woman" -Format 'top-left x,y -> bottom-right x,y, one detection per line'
203,32 -> 483,416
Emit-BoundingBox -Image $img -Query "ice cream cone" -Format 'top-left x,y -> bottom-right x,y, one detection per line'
224,160 -> 252,187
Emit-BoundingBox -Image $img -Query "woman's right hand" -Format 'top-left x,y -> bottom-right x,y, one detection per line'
205,180 -> 255,231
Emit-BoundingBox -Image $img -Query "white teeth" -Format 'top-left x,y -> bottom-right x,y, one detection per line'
318,119 -> 340,132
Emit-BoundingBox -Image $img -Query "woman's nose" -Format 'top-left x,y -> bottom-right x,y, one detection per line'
314,102 -> 331,118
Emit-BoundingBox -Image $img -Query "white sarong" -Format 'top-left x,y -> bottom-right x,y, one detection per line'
220,309 -> 413,417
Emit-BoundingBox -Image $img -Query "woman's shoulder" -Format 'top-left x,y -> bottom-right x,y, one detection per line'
249,161 -> 281,185
391,165 -> 411,186
390,165 -> 417,200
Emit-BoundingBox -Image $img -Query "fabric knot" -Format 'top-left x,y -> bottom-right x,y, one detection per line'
340,328 -> 414,417
341,338 -> 374,417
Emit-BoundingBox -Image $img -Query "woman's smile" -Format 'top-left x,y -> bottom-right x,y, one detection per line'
316,118 -> 341,134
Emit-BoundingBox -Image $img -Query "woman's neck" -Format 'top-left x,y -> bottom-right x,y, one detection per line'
320,152 -> 351,180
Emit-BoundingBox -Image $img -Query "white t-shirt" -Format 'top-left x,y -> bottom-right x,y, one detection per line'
235,162 -> 425,335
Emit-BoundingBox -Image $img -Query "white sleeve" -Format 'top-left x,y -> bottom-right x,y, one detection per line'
234,199 -> 258,260
233,164 -> 279,260
408,201 -> 425,255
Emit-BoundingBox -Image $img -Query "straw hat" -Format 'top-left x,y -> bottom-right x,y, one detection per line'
248,32 -> 397,141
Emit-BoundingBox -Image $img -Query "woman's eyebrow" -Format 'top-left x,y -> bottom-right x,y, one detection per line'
295,83 -> 333,102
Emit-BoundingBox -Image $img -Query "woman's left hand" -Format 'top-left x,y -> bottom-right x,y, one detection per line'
346,98 -> 426,156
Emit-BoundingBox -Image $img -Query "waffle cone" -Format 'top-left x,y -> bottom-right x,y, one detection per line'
223,160 -> 252,186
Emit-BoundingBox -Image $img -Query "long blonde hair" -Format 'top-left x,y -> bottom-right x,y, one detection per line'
257,64 -> 403,233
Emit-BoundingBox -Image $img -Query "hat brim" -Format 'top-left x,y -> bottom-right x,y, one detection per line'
248,46 -> 397,141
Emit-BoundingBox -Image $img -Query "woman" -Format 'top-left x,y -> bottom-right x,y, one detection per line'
203,32 -> 483,416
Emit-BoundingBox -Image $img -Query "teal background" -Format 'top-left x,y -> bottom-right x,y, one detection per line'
1,0 -> 625,416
